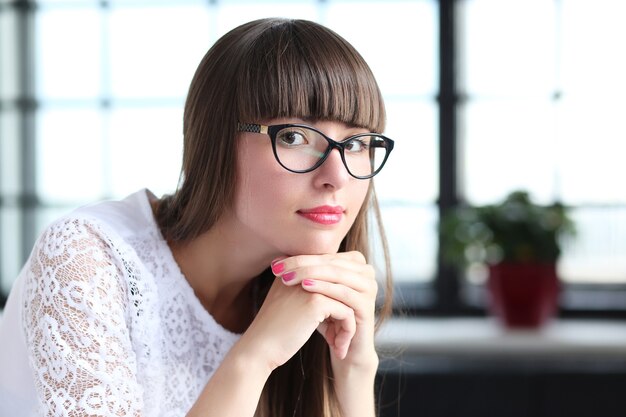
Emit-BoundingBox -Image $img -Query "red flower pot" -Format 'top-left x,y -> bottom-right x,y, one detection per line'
487,263 -> 559,328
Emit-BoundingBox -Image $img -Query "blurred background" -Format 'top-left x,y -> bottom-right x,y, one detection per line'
1,0 -> 625,416
2,0 -> 625,314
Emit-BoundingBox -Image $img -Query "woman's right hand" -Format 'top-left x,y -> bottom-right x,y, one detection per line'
239,276 -> 357,371
188,268 -> 358,417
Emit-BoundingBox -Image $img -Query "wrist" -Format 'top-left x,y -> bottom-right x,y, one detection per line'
227,335 -> 276,379
332,368 -> 377,417
187,336 -> 273,417
334,350 -> 379,378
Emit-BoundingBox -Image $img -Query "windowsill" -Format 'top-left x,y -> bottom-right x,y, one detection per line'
3,311 -> 626,362
376,317 -> 626,360
374,318 -> 626,417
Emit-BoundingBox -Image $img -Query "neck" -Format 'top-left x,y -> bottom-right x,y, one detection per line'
168,214 -> 280,333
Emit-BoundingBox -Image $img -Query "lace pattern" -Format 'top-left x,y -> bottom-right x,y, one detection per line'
24,218 -> 143,416
22,198 -> 240,417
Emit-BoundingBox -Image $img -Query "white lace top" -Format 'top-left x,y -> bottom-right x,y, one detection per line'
0,189 -> 241,417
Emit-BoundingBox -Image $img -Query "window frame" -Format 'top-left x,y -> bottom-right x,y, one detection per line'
2,0 -> 626,318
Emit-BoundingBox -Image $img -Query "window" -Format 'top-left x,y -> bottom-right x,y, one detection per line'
1,0 -> 624,316
458,0 -> 626,314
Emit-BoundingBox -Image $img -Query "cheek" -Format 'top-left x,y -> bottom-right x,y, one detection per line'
235,147 -> 292,220
239,174 -> 289,212
352,181 -> 371,212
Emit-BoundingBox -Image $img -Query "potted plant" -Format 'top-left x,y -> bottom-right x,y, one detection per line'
440,190 -> 576,328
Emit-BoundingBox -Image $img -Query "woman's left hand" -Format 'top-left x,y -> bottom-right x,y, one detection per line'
271,251 -> 379,373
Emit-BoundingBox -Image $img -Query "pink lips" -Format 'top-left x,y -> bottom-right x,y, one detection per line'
297,205 -> 344,225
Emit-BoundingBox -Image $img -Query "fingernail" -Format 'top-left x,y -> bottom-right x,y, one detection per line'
302,279 -> 314,286
271,262 -> 285,274
282,271 -> 296,282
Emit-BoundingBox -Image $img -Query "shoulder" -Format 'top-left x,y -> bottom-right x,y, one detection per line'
29,190 -> 152,260
20,196 -> 154,329
70,188 -> 158,241
24,189 -> 160,292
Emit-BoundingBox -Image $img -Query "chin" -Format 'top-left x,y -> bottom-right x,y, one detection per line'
281,237 -> 343,256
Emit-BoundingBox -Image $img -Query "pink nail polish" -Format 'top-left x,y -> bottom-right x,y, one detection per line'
282,271 -> 296,282
271,262 -> 285,274
302,279 -> 314,286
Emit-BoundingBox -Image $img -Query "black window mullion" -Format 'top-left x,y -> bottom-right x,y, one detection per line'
435,0 -> 463,315
0,3 -> 5,308
17,0 -> 38,272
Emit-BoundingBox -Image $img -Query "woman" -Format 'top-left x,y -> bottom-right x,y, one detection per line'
0,18 -> 394,417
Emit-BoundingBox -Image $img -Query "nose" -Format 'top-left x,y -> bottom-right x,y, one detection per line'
312,148 -> 351,190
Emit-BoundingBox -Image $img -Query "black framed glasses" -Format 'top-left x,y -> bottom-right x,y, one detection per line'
237,122 -> 394,179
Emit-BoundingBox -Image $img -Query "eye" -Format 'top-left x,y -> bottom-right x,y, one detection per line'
277,130 -> 308,147
344,138 -> 369,153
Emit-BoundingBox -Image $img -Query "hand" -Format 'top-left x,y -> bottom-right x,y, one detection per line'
271,251 -> 379,371
239,270 -> 357,372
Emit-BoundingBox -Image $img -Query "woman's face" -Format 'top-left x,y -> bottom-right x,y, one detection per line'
232,118 -> 371,257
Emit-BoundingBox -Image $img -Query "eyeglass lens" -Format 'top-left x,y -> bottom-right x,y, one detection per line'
273,126 -> 388,177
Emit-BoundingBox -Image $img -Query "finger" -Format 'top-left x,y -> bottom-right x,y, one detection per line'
293,251 -> 366,266
270,251 -> 366,276
280,264 -> 377,297
321,319 -> 354,360
271,254 -> 377,304
303,279 -> 375,318
312,295 -> 356,359
318,319 -> 352,360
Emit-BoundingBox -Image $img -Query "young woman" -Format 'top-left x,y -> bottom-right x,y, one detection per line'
0,18 -> 395,417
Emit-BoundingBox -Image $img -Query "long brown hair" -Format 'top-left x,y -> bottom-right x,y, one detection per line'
155,18 -> 393,417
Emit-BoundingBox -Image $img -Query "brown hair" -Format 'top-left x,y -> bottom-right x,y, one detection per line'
155,18 -> 392,417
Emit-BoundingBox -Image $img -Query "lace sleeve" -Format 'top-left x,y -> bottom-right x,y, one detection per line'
22,218 -> 144,417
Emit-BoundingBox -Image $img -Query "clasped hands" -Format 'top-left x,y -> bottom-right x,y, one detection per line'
243,251 -> 378,373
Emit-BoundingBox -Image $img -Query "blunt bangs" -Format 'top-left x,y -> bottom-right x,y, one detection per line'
235,19 -> 386,133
